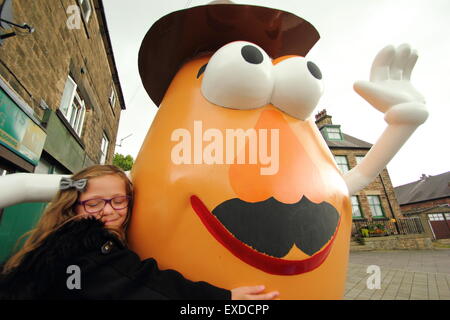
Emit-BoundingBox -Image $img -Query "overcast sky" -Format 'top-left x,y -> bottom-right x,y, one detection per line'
103,0 -> 450,187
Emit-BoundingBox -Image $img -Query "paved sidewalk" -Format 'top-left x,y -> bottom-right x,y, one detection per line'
345,250 -> 450,300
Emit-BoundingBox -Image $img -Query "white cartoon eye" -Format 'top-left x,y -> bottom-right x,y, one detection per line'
201,41 -> 274,110
271,57 -> 323,120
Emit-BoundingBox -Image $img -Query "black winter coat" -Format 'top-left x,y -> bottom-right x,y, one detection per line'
0,218 -> 231,300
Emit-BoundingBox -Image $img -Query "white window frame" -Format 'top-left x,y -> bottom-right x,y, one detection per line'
351,196 -> 363,218
428,214 -> 445,221
367,195 -> 384,218
78,0 -> 92,23
69,92 -> 86,136
109,87 -> 116,109
59,76 -> 77,117
100,132 -> 109,165
334,155 -> 349,174
59,76 -> 86,137
326,127 -> 342,140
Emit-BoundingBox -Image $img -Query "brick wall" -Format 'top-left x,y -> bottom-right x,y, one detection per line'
337,149 -> 404,221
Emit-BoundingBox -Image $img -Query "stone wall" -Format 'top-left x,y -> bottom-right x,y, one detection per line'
363,235 -> 433,250
0,0 -> 122,165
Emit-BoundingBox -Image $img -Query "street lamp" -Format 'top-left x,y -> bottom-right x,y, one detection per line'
116,133 -> 133,147
0,0 -> 35,45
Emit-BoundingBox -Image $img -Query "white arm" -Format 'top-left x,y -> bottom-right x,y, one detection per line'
345,122 -> 422,195
0,173 -> 69,208
344,44 -> 429,195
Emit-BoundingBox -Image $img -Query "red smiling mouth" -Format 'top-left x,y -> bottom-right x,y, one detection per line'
190,195 -> 341,276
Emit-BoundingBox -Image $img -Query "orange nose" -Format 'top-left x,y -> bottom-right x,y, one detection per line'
229,108 -> 327,204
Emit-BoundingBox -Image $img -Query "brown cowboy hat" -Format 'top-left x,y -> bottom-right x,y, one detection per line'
138,1 -> 320,107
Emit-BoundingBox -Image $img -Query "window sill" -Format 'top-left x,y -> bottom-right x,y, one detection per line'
55,109 -> 85,149
372,217 -> 389,221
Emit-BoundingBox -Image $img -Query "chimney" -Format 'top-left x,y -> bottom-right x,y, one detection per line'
315,109 -> 333,128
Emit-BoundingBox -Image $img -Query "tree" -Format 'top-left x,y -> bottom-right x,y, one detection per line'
113,153 -> 134,171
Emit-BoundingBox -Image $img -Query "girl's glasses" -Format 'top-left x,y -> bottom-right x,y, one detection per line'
78,196 -> 131,213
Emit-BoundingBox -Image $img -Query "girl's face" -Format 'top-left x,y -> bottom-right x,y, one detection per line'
75,174 -> 129,229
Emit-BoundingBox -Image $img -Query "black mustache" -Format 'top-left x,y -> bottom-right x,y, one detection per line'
212,196 -> 340,257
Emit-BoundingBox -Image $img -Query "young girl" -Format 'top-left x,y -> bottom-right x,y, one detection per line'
0,165 -> 279,300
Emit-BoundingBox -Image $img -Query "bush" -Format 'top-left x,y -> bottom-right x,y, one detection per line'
360,228 -> 369,237
356,236 -> 366,245
113,153 -> 134,171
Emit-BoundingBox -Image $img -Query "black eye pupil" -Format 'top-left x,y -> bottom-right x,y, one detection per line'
241,45 -> 264,64
307,61 -> 322,80
197,63 -> 208,78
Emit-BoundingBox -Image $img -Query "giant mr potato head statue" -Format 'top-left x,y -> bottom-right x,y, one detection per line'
0,0 -> 429,299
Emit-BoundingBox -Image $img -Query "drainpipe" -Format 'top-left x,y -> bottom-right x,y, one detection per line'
379,172 -> 401,234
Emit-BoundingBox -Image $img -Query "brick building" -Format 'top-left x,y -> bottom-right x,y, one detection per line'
0,0 -> 125,261
394,172 -> 450,239
0,0 -> 125,174
314,110 -> 406,236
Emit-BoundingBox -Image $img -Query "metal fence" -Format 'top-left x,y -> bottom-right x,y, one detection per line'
352,217 -> 425,237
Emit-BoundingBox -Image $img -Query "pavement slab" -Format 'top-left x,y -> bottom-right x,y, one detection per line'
345,249 -> 450,300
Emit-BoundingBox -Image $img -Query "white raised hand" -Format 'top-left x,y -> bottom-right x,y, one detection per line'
344,44 -> 429,195
353,44 -> 428,125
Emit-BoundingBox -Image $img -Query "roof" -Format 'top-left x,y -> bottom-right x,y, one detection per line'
320,129 -> 373,149
328,133 -> 373,149
402,204 -> 450,215
95,0 -> 126,110
394,171 -> 450,205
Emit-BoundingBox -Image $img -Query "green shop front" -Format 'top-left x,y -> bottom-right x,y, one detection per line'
0,79 -> 93,263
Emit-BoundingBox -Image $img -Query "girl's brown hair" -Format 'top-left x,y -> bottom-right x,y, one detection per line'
2,164 -> 133,274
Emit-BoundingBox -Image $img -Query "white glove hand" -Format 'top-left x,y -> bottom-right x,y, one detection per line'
353,44 -> 428,125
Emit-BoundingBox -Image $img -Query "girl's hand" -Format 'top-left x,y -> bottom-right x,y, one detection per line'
231,285 -> 279,300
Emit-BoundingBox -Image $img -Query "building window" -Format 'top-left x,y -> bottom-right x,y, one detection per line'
351,196 -> 363,218
325,126 -> 342,140
78,0 -> 92,23
100,132 -> 109,164
70,92 -> 86,136
35,155 -> 70,175
34,157 -> 52,174
109,87 -> 116,109
334,155 -> 349,174
59,76 -> 76,116
428,214 -> 445,221
355,155 -> 365,165
59,76 -> 86,137
367,195 -> 385,218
